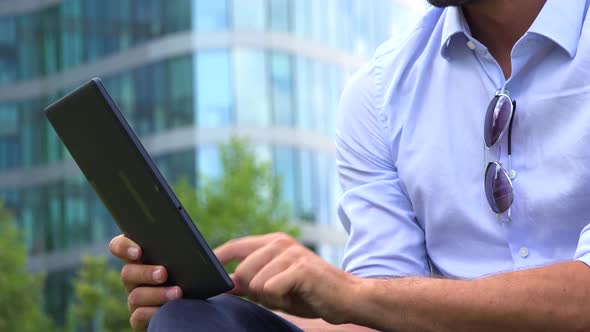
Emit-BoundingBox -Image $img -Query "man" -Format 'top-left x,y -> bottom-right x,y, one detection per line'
109,0 -> 590,330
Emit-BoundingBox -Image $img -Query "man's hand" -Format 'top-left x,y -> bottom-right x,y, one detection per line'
215,232 -> 361,325
109,235 -> 182,331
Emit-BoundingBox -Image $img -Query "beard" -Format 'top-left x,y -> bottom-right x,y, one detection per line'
427,0 -> 477,7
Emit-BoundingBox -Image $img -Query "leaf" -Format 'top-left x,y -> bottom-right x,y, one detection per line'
0,202 -> 56,332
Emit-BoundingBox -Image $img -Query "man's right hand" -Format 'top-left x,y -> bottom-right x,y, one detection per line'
109,235 -> 182,331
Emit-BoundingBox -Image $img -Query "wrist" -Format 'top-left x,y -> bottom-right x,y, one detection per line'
346,276 -> 379,327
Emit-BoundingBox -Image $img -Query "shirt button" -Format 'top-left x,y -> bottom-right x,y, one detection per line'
519,246 -> 529,258
466,40 -> 476,50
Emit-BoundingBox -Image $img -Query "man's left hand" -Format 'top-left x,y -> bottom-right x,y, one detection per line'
214,232 -> 360,325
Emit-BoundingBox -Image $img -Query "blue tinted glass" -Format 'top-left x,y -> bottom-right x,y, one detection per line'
234,49 -> 270,127
273,147 -> 296,215
316,153 -> 329,225
0,17 -> 17,85
297,150 -> 316,221
327,64 -> 343,135
295,56 -> 312,130
325,0 -> 339,48
335,0 -> 354,50
168,56 -> 194,128
309,59 -> 325,132
310,1 -> 323,42
329,160 -> 340,226
195,51 -> 233,127
21,199 -> 34,250
232,0 -> 266,30
270,0 -> 290,32
0,17 -> 16,43
192,0 -> 229,31
198,145 -> 222,181
0,104 -> 18,136
271,53 -> 294,126
162,0 -> 192,33
293,0 -> 312,38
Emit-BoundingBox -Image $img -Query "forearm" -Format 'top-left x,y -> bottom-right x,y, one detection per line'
350,261 -> 590,332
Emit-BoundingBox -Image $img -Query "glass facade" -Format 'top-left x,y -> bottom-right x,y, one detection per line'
0,0 -> 424,326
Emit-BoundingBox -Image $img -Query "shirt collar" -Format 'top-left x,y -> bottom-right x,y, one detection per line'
526,0 -> 586,58
440,0 -> 587,60
440,6 -> 471,60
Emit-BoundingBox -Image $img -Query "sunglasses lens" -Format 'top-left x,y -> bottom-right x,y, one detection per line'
484,162 -> 514,214
484,94 -> 512,148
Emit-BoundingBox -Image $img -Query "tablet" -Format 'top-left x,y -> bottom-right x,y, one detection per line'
44,78 -> 234,299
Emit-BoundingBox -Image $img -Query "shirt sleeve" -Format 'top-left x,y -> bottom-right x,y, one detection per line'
574,222 -> 590,266
336,59 -> 429,278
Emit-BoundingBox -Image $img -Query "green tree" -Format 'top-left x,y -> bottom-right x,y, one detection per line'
0,202 -> 55,332
67,256 -> 131,332
175,138 -> 299,251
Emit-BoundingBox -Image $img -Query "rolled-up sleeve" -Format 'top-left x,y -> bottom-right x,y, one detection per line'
336,60 -> 429,278
575,223 -> 590,266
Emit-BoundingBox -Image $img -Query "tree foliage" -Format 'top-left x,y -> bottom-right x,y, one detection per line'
0,202 -> 55,332
175,138 -> 299,250
67,256 -> 131,332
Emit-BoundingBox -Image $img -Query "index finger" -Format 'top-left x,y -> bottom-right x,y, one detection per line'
214,233 -> 289,264
109,234 -> 141,263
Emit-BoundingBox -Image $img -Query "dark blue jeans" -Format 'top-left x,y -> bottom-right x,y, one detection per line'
148,295 -> 304,332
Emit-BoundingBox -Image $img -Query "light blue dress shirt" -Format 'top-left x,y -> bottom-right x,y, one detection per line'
337,0 -> 590,279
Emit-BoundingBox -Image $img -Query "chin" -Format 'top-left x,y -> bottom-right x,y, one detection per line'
427,0 -> 477,7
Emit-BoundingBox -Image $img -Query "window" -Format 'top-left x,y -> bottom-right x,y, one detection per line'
0,17 -> 17,85
327,64 -> 343,135
295,56 -> 312,130
309,59 -> 325,132
192,0 -> 229,32
310,1 -> 324,42
273,147 -> 297,215
0,104 -> 18,136
198,145 -> 222,182
271,53 -> 294,126
315,153 -> 330,225
270,0 -> 290,32
162,0 -> 192,33
234,49 -> 270,127
168,56 -> 194,128
293,0 -> 312,39
232,0 -> 266,31
195,51 -> 233,127
297,150 -> 317,222
325,0 -> 339,48
0,17 -> 16,44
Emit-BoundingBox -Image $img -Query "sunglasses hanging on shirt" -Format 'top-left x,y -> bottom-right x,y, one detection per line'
483,90 -> 517,222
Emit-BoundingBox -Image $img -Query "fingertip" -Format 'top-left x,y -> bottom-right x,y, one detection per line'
213,246 -> 226,262
152,266 -> 167,283
166,286 -> 182,300
227,274 -> 244,296
128,246 -> 140,260
130,306 -> 158,331
109,234 -> 142,263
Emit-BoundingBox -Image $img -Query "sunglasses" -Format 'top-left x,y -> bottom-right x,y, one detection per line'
483,91 -> 517,221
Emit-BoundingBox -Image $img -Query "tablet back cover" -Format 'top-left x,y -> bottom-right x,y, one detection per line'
44,78 -> 233,299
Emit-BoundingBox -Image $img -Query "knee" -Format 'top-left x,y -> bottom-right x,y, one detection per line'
148,299 -> 207,332
152,299 -> 186,321
148,297 -> 238,332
